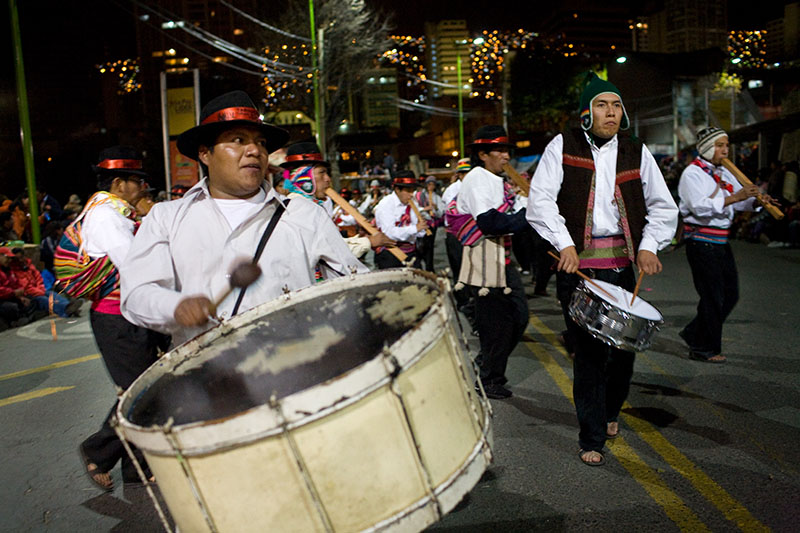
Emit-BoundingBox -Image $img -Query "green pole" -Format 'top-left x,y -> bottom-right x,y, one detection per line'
457,53 -> 465,158
308,0 -> 322,149
9,0 -> 40,244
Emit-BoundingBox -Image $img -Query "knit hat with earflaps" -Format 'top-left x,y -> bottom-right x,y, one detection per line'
695,126 -> 727,161
579,73 -> 630,132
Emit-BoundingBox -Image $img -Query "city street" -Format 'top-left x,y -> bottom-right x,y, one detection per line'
1,237 -> 798,532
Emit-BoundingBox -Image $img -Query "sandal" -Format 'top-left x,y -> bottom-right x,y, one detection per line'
578,449 -> 605,467
606,421 -> 619,439
79,445 -> 113,491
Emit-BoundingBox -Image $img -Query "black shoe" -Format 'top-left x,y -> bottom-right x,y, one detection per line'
10,317 -> 29,328
482,383 -> 512,399
65,299 -> 82,317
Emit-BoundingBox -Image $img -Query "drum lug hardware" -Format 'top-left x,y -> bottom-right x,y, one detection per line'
281,284 -> 291,299
381,349 -> 402,378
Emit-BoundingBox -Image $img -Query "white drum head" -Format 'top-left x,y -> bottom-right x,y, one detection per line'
585,279 -> 662,320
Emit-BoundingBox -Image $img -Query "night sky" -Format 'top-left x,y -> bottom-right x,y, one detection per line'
0,0 -> 793,199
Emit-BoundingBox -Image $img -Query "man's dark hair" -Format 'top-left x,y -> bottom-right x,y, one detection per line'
0,212 -> 11,224
470,149 -> 486,169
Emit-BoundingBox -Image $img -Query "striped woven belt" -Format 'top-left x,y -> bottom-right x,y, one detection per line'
683,224 -> 729,245
578,235 -> 632,269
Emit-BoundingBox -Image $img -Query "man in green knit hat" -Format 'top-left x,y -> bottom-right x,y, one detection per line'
527,74 -> 678,466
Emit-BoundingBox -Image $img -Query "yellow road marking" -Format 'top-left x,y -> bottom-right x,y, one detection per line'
527,316 -> 769,532
0,354 -> 100,382
0,386 -> 75,407
523,332 -> 710,532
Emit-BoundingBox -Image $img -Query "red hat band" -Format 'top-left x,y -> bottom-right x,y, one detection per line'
393,177 -> 417,186
472,136 -> 509,145
201,106 -> 261,125
285,154 -> 324,163
97,159 -> 143,170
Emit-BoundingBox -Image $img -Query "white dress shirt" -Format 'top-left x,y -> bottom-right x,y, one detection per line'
82,193 -> 135,268
374,192 -> 425,242
457,167 -> 505,218
527,132 -> 678,254
442,179 -> 462,206
121,178 -> 367,345
678,161 -> 758,228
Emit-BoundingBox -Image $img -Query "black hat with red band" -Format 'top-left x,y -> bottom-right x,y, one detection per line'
176,90 -> 289,161
91,146 -> 149,178
392,170 -> 417,188
280,141 -> 331,170
467,125 -> 515,152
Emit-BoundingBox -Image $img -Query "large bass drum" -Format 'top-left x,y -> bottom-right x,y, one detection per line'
117,269 -> 493,532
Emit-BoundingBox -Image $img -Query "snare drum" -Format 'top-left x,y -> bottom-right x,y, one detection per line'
117,270 -> 492,533
568,279 -> 664,352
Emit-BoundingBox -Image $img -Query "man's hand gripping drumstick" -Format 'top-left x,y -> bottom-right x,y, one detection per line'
174,260 -> 262,327
548,249 -> 618,303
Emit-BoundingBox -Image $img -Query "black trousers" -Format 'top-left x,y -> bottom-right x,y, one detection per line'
375,248 -> 419,269
417,227 -> 438,272
473,265 -> 529,385
681,241 -> 739,357
82,310 -> 169,481
557,267 -> 636,453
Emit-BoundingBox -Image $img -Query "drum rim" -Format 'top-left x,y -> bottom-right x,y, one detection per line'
116,268 -> 449,450
578,279 -> 664,321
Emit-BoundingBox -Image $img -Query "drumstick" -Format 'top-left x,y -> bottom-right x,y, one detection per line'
325,188 -> 408,262
631,270 -> 645,306
502,163 -> 530,197
210,261 -> 262,316
410,199 -> 433,236
547,250 -> 618,303
720,158 -> 784,220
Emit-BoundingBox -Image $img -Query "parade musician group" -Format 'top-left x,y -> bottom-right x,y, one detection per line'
68,75 -> 778,490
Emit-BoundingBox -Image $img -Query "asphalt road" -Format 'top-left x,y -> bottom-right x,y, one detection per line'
1,237 -> 798,532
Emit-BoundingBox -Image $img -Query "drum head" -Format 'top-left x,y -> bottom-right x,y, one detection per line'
126,279 -> 439,427
585,279 -> 662,320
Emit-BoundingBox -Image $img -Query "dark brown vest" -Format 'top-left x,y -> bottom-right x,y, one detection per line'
557,128 -> 647,255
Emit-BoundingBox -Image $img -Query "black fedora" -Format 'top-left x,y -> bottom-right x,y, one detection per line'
280,141 -> 330,170
392,170 -> 417,188
176,90 -> 289,160
467,125 -> 515,152
91,146 -> 149,178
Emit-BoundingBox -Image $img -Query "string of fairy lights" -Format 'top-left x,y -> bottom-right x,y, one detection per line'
97,59 -> 141,94
100,3 -> 775,117
728,30 -> 768,69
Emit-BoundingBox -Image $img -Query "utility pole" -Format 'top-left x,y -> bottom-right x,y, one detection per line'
457,53 -> 465,158
308,0 -> 324,151
9,0 -> 40,243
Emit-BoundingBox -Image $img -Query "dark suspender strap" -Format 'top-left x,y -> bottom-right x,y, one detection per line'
231,199 -> 289,317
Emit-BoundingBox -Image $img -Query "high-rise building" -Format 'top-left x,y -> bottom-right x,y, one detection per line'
363,69 -> 400,129
638,0 -> 727,53
424,20 -> 472,99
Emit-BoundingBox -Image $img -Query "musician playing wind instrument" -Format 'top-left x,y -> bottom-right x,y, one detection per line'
678,127 -> 777,364
527,74 -> 677,467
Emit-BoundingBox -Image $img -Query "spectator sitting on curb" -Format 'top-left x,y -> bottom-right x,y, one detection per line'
9,248 -> 81,318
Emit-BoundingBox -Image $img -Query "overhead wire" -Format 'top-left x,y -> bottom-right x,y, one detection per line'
219,0 -> 311,43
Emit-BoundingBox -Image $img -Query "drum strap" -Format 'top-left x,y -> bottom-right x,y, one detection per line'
231,199 -> 290,317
